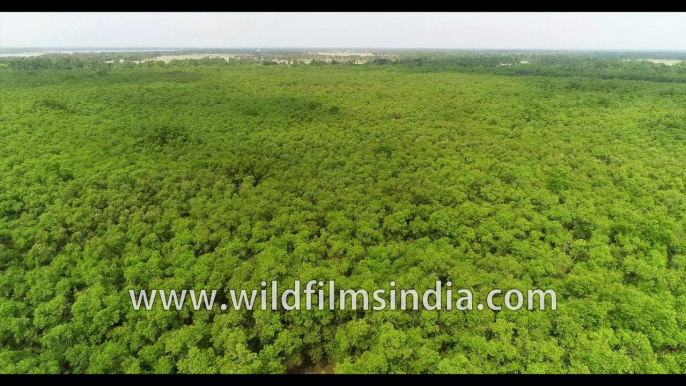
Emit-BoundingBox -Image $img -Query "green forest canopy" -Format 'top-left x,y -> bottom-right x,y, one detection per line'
0,57 -> 685,373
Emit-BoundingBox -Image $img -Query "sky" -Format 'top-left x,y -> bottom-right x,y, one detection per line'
1,13 -> 685,50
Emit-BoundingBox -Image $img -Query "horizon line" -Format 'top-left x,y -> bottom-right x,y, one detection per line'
2,46 -> 686,52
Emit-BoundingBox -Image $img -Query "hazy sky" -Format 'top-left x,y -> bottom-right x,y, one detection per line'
1,13 -> 685,50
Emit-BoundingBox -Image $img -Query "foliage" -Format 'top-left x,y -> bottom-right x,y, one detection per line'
0,61 -> 685,373
382,54 -> 686,83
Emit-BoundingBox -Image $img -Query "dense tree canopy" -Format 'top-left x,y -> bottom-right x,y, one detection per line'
0,59 -> 685,373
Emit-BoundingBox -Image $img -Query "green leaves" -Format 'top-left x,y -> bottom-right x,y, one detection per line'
0,62 -> 685,373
